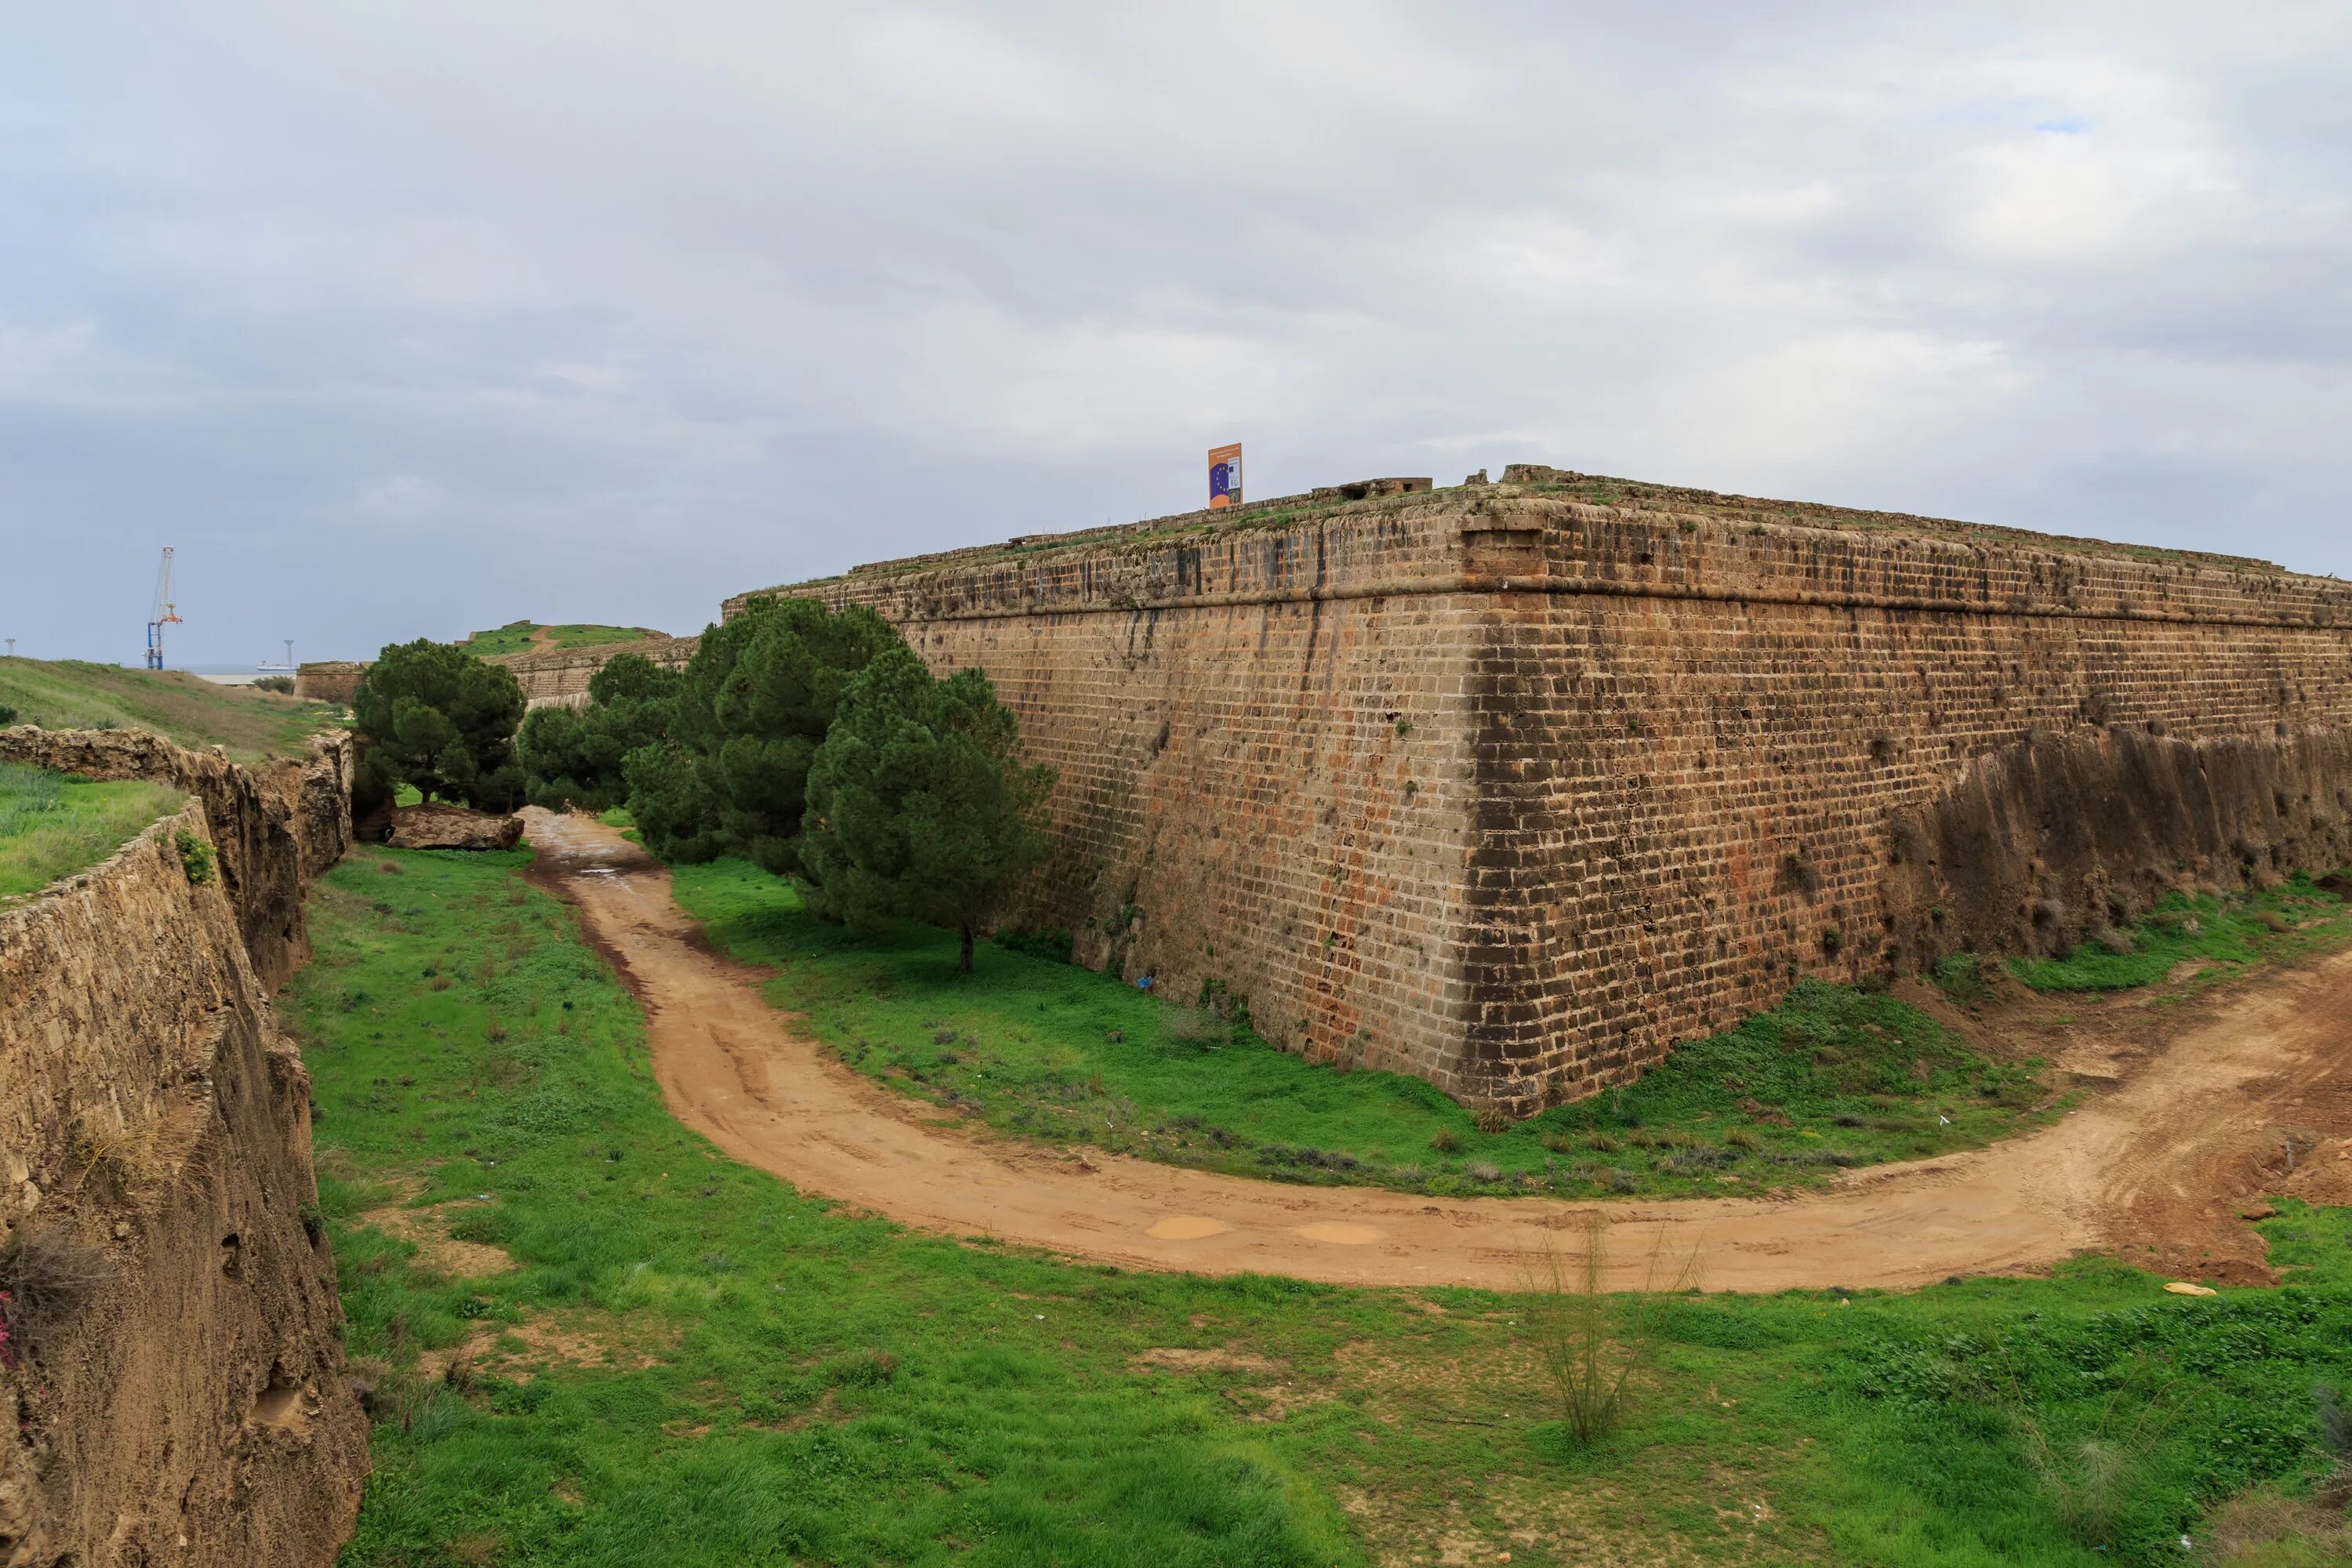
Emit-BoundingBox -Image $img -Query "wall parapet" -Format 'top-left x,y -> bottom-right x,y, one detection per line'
731,491 -> 2350,631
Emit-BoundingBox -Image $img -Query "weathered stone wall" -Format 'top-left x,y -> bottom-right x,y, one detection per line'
291,662 -> 364,705
0,740 -> 365,1564
0,729 -> 356,990
732,476 -> 2352,1110
490,634 -> 698,710
299,639 -> 699,711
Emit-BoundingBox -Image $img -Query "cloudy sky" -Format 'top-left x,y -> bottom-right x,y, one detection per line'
5,2 -> 2347,666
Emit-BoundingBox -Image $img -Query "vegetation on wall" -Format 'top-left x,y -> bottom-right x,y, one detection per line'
352,640 -> 528,815
456,620 -> 658,658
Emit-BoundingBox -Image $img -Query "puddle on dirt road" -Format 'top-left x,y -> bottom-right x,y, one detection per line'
1146,1216 -> 1230,1240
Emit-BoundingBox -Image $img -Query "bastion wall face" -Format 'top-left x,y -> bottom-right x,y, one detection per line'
731,481 -> 2352,1109
0,730 -> 368,1565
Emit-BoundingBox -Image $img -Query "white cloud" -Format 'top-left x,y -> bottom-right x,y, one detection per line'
2,0 -> 2348,664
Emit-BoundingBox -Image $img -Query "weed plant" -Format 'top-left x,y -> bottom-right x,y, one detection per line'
1526,1213 -> 1691,1448
291,848 -> 2352,1566
670,861 -> 2049,1200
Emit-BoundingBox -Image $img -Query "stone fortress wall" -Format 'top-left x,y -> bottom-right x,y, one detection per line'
487,634 -> 698,710
0,728 -> 368,1566
729,467 -> 2352,1112
296,635 -> 699,711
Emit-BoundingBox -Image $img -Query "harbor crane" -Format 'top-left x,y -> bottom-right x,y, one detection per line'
145,547 -> 182,670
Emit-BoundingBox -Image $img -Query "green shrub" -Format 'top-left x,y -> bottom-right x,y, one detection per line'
1930,953 -> 1988,1004
993,925 -> 1074,964
174,827 -> 214,885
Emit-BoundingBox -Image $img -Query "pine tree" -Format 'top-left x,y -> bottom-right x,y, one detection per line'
800,645 -> 1054,973
352,639 -> 528,811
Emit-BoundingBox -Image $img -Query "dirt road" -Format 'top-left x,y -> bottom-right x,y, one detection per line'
521,809 -> 2352,1292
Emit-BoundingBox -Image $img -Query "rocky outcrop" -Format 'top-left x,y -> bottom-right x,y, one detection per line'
0,734 -> 365,1566
387,804 -> 524,851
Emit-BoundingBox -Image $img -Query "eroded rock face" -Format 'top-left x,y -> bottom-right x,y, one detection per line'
0,735 -> 367,1566
387,804 -> 524,851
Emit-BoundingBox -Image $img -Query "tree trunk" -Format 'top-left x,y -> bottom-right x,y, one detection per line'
959,922 -> 975,975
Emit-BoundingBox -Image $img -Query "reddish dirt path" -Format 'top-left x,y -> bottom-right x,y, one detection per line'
521,810 -> 2352,1292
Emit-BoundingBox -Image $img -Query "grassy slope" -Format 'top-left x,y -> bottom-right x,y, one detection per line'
0,656 -> 340,761
668,861 -> 2049,1200
458,622 -> 653,658
2005,876 -> 2351,994
292,846 -> 2352,1566
0,764 -> 182,898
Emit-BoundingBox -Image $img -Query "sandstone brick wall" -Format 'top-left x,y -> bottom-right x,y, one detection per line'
296,637 -> 699,713
0,738 -> 367,1564
730,477 -> 2352,1109
488,634 -> 699,710
0,729 -> 356,990
292,662 -> 364,705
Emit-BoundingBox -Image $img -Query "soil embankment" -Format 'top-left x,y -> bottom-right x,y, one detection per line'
525,808 -> 2352,1293
0,730 -> 366,1567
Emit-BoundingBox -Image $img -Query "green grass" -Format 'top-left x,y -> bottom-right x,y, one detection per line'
458,622 -> 654,658
289,847 -> 2352,1566
2007,876 -> 2351,993
0,656 -> 342,762
668,861 -> 2051,1200
0,763 -> 183,898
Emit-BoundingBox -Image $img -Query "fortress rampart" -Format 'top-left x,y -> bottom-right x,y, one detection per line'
0,730 -> 367,1564
297,636 -> 699,711
488,634 -> 698,709
731,471 -> 2352,1110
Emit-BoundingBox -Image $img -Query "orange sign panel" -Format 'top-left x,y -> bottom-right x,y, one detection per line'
1207,443 -> 1242,509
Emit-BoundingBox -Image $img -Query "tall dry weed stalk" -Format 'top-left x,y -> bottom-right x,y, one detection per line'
1524,1210 -> 1697,1447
